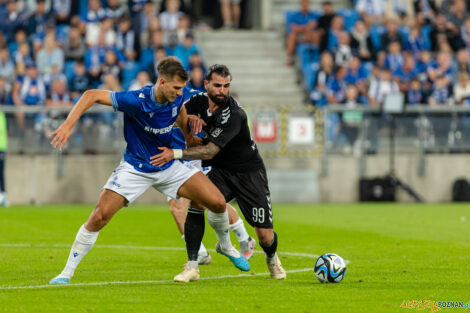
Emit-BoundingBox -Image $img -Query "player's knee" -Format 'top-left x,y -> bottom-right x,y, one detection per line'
256,228 -> 274,246
90,207 -> 111,229
210,195 -> 226,213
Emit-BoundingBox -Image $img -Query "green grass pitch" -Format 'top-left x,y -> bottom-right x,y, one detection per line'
1,203 -> 470,313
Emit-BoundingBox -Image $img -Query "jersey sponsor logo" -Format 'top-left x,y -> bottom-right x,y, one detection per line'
221,107 -> 230,124
211,127 -> 223,137
144,124 -> 174,135
172,106 -> 178,117
139,93 -> 145,98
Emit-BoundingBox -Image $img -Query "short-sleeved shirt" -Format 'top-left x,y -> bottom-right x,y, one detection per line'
185,93 -> 264,172
110,85 -> 184,173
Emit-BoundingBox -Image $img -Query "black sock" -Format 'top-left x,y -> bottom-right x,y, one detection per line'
260,231 -> 278,258
184,208 -> 205,261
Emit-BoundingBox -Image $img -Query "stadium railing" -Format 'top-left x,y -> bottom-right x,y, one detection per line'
2,104 -> 470,162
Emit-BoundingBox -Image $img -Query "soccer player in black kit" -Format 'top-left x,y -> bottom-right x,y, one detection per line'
151,64 -> 286,281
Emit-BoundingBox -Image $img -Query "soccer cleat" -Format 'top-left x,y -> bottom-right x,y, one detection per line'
266,255 -> 286,279
197,252 -> 212,265
174,265 -> 200,282
49,275 -> 71,284
240,236 -> 257,260
215,242 -> 250,272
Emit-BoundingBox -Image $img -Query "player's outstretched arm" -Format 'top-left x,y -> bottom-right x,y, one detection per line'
149,142 -> 221,167
49,90 -> 112,151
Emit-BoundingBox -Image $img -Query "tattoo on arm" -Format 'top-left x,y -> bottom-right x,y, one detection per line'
182,142 -> 220,160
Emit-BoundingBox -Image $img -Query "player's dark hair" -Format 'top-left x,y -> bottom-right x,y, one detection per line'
157,57 -> 189,82
205,64 -> 232,81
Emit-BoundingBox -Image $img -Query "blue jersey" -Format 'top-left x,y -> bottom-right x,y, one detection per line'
111,85 -> 185,173
170,87 -> 203,149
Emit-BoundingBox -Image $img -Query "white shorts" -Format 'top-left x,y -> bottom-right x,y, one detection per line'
104,160 -> 200,204
166,160 -> 211,202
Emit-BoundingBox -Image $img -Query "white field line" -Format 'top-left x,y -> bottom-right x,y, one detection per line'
0,243 -> 350,290
0,268 -> 312,290
0,243 -> 321,259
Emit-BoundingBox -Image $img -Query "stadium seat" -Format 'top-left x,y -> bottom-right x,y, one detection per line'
369,25 -> 386,52
302,62 -> 319,91
64,61 -> 76,82
421,25 -> 432,51
398,25 -> 410,46
337,9 -> 359,32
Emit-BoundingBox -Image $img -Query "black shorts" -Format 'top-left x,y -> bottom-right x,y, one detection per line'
207,167 -> 273,228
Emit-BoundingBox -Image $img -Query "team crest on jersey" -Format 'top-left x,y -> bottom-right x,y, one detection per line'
172,106 -> 178,117
211,128 -> 223,137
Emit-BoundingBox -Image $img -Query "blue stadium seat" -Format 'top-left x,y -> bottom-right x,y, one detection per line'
398,25 -> 410,46
302,62 -> 319,91
337,9 -> 359,32
64,61 -> 76,82
421,25 -> 432,51
369,25 -> 386,51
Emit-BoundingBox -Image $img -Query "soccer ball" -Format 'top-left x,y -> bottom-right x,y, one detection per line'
314,253 -> 346,283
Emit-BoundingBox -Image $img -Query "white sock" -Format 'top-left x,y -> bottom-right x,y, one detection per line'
229,218 -> 249,242
182,235 -> 207,255
60,224 -> 99,278
207,210 -> 232,250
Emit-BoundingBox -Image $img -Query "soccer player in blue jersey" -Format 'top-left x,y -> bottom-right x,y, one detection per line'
48,57 -> 249,284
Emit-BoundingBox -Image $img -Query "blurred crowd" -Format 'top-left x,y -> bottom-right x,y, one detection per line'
286,0 -> 470,108
286,0 -> 470,150
0,0 -> 209,151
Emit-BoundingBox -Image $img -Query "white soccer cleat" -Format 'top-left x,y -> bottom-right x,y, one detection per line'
174,265 -> 200,283
266,255 -> 286,279
197,252 -> 212,265
240,236 -> 257,260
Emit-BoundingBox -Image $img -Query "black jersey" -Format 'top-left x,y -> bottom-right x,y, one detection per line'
185,93 -> 264,172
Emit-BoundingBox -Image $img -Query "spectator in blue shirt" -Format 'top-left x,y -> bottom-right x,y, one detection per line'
285,0 -> 319,65
406,78 -> 424,105
0,0 -> 27,43
28,0 -> 52,40
394,54 -> 419,93
429,74 -> 452,106
187,65 -> 205,92
384,41 -> 404,73
345,56 -> 368,102
404,26 -> 425,57
326,65 -> 348,104
69,62 -> 90,102
173,32 -> 199,70
12,62 -> 47,131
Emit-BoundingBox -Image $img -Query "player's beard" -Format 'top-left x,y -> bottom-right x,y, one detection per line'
208,92 -> 229,107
